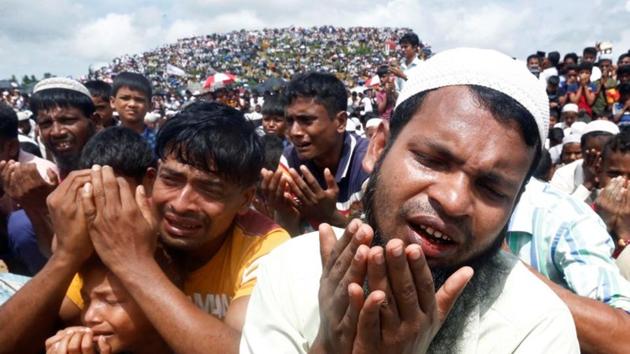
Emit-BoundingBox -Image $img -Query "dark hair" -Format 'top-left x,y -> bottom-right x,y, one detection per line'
581,131 -> 614,151
84,80 -> 112,101
564,64 -> 578,73
0,103 -> 18,140
376,65 -> 389,77
578,62 -> 593,73
399,32 -> 420,47
79,126 -> 155,182
156,101 -> 263,188
618,65 -> 630,79
549,127 -> 565,146
602,130 -> 630,161
389,85 -> 542,181
284,72 -> 347,118
547,75 -> 560,86
564,53 -> 579,64
111,72 -> 152,100
533,149 -> 552,181
548,51 -> 560,66
261,94 -> 286,117
526,54 -> 540,63
583,47 -> 598,57
619,83 -> 630,97
30,88 -> 95,119
261,134 -> 285,170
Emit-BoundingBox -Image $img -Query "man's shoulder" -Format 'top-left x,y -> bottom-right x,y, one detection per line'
484,253 -> 575,332
235,209 -> 285,238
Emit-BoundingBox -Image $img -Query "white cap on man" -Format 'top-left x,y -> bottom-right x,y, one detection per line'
396,47 -> 549,147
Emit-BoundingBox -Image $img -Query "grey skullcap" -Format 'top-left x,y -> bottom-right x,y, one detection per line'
33,77 -> 92,100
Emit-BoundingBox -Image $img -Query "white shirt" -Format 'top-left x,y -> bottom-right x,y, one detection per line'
361,96 -> 373,114
550,159 -> 593,202
241,230 -> 579,353
396,57 -> 422,92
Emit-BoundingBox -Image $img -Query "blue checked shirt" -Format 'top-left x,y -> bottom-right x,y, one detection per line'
141,126 -> 157,153
507,178 -> 630,312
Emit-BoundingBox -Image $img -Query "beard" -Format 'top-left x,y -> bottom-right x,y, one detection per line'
362,154 -> 511,351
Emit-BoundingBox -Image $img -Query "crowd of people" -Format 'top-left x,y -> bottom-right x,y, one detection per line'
0,26 -> 629,353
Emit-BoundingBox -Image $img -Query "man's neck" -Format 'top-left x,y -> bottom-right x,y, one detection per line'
177,226 -> 234,272
405,56 -> 416,66
312,134 -> 345,175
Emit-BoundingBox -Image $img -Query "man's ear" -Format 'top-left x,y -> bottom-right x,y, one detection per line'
142,167 -> 157,196
335,111 -> 347,134
110,95 -> 116,110
238,185 -> 257,215
362,121 -> 389,174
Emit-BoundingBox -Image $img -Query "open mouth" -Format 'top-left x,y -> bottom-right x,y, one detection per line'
52,141 -> 74,152
163,214 -> 202,237
407,221 -> 458,259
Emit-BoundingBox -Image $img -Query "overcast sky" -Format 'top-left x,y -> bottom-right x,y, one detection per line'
1,0 -> 629,79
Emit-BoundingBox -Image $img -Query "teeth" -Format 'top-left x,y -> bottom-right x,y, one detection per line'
418,224 -> 452,241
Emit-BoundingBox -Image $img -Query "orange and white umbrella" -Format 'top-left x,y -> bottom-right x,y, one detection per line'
203,73 -> 237,90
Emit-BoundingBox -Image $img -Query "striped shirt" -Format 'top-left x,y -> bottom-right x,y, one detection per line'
507,178 -> 630,312
279,132 -> 369,220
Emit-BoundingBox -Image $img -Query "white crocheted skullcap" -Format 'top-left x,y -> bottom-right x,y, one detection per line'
562,103 -> 578,113
562,133 -> 582,146
33,77 -> 91,100
396,47 -> 549,147
582,120 -> 620,136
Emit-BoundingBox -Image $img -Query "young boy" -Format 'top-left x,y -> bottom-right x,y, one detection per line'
110,72 -> 155,150
84,80 -> 116,130
260,94 -> 287,141
45,252 -> 178,354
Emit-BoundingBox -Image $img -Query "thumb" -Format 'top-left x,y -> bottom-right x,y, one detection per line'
80,182 -> 96,222
46,168 -> 59,186
136,185 -> 157,230
435,266 -> 474,324
318,223 -> 336,268
324,168 -> 338,193
97,335 -> 112,354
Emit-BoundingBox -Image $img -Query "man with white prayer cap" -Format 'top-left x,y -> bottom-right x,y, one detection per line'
241,48 -> 579,353
556,103 -> 579,136
551,119 -> 620,202
560,133 -> 583,165
365,117 -> 382,139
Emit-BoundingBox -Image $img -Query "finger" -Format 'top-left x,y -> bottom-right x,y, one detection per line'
97,336 -> 112,354
319,223 -> 338,269
366,246 -> 398,328
67,330 -> 85,354
80,331 -> 95,354
338,282 -> 365,340
435,266 -> 474,324
406,244 -> 435,314
354,290 -> 385,352
385,239 -> 419,322
259,168 -> 271,193
270,170 -> 284,201
47,168 -> 60,186
45,330 -> 68,350
102,166 -> 121,207
81,183 -> 96,221
300,165 -> 324,194
288,168 -> 314,203
90,165 -> 105,210
136,185 -> 157,230
323,168 -> 339,193
332,244 -> 369,320
324,220 -> 371,279
55,332 -> 73,354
